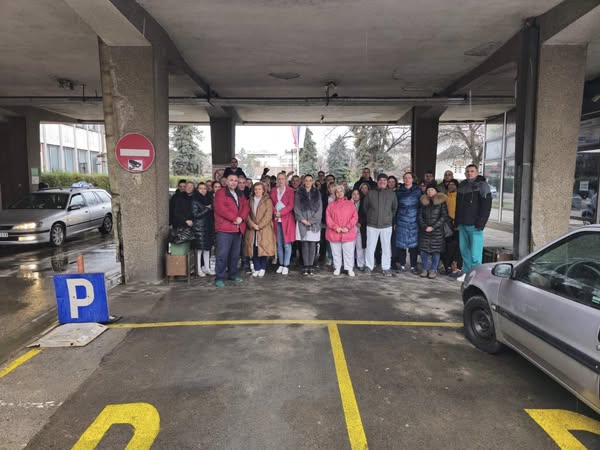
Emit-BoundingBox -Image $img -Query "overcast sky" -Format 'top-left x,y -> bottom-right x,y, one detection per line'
197,125 -> 348,156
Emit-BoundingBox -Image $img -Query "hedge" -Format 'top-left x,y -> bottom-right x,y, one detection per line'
41,172 -> 111,191
40,172 -> 208,191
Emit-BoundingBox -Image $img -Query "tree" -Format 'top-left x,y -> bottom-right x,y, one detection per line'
326,135 -> 352,180
170,125 -> 208,176
300,127 -> 318,176
438,123 -> 485,168
351,125 -> 411,175
236,147 -> 260,179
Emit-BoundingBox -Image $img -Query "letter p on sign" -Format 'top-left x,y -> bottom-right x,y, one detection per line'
54,274 -> 109,323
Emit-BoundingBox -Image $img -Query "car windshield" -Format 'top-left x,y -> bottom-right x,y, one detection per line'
9,193 -> 69,210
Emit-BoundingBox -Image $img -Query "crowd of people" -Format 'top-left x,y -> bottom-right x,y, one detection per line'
170,157 -> 493,287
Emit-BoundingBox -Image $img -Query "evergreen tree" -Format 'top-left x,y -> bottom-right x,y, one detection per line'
170,125 -> 208,176
326,135 -> 351,180
351,125 -> 410,176
236,147 -> 260,178
300,127 -> 318,176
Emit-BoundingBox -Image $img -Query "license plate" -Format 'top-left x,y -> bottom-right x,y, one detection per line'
0,232 -> 7,238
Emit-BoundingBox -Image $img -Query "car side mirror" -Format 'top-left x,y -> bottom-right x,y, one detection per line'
68,205 -> 81,211
492,263 -> 513,278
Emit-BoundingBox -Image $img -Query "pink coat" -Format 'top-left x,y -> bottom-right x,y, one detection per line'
326,198 -> 358,243
270,186 -> 296,243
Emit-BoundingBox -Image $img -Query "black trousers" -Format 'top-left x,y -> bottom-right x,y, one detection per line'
442,231 -> 462,270
398,247 -> 418,268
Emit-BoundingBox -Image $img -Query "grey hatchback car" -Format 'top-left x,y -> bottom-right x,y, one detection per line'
462,225 -> 600,414
0,188 -> 113,246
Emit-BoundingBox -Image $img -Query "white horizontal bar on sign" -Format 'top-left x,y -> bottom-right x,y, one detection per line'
119,148 -> 150,157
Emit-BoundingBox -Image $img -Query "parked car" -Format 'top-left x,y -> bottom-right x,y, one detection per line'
462,225 -> 600,414
0,188 -> 113,246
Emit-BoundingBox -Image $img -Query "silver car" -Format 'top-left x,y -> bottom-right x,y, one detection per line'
0,188 -> 113,246
462,225 -> 600,414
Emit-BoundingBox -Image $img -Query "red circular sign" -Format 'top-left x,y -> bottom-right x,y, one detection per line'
115,133 -> 155,173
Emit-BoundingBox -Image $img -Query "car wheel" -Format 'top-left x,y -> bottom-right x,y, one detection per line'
463,295 -> 504,354
50,223 -> 65,247
99,215 -> 113,234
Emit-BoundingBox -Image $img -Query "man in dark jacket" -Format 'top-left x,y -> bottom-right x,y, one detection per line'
362,173 -> 398,276
223,157 -> 246,178
171,181 -> 193,228
455,164 -> 492,281
213,173 -> 249,287
169,179 -> 187,225
353,167 -> 377,191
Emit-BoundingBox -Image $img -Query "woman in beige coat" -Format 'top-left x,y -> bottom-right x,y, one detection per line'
244,182 -> 276,277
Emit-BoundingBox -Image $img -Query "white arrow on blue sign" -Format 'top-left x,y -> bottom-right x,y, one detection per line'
53,273 -> 109,324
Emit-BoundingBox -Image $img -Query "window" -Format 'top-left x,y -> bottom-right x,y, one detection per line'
82,192 -> 99,205
90,151 -> 99,173
9,193 -> 68,210
69,194 -> 85,208
47,144 -> 61,172
515,231 -> 600,309
78,149 -> 89,173
95,191 -> 111,203
64,147 -> 74,173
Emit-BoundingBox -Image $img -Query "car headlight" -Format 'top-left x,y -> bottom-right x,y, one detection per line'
13,222 -> 39,230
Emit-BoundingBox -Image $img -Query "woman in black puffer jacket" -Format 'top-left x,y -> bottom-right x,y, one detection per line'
418,184 -> 448,279
191,183 -> 215,276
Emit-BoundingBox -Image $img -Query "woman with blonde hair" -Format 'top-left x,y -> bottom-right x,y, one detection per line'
326,184 -> 358,276
243,182 -> 276,277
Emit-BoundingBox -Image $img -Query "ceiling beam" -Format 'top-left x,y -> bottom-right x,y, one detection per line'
537,0 -> 600,42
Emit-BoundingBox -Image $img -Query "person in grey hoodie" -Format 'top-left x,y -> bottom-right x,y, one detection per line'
362,173 -> 398,276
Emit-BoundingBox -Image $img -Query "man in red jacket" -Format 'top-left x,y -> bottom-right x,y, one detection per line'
213,173 -> 249,287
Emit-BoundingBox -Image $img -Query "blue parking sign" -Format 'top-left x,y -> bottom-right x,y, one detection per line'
54,273 -> 109,324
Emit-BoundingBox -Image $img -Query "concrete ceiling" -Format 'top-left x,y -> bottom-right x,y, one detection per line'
0,0 -> 597,123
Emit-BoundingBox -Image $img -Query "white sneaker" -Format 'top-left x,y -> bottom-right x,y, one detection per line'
333,269 -> 341,276
258,269 -> 266,277
252,271 -> 259,277
276,266 -> 284,274
197,270 -> 206,277
456,274 -> 466,282
282,267 -> 289,275
204,268 -> 215,275
348,270 -> 355,277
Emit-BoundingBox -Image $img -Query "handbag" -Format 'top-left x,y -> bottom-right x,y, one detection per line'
443,219 -> 454,239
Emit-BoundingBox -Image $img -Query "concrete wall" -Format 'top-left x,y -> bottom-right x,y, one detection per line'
531,45 -> 586,249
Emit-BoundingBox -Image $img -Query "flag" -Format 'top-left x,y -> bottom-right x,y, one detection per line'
291,125 -> 301,148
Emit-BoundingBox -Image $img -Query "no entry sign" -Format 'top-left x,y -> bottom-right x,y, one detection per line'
115,133 -> 155,172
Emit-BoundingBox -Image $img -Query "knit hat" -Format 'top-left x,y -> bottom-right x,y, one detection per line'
426,183 -> 439,192
377,173 -> 388,181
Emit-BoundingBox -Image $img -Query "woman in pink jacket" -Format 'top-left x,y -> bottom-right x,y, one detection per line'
270,172 -> 296,275
326,184 -> 358,277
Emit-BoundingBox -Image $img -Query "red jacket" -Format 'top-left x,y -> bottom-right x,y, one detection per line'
213,188 -> 249,234
326,198 -> 358,243
270,186 -> 296,244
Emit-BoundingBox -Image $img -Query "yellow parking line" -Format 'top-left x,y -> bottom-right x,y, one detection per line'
0,349 -> 42,379
107,319 -> 462,329
328,324 -> 368,450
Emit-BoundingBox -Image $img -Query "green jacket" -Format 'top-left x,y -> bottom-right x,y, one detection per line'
363,188 -> 398,229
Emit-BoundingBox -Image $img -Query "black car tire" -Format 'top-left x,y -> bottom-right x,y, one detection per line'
99,215 -> 113,234
50,223 -> 65,247
464,295 -> 504,354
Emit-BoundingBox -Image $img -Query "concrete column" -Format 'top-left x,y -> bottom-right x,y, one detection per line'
210,116 -> 236,166
99,41 -> 169,283
530,45 -> 586,249
411,107 -> 442,180
0,115 -> 41,208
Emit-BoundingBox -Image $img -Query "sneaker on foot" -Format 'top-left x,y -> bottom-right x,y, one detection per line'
302,267 -> 309,276
282,267 -> 289,275
333,269 -> 341,276
258,269 -> 266,277
420,270 -> 429,278
410,267 -> 419,275
348,270 -> 355,277
276,266 -> 284,274
229,277 -> 243,283
204,268 -> 215,275
197,270 -> 206,277
215,280 -> 225,288
456,274 -> 466,282
428,271 -> 438,279
449,270 -> 463,279
364,267 -> 373,274
252,271 -> 259,277
382,270 -> 393,277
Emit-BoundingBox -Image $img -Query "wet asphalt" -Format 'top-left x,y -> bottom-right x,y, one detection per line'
0,232 -> 120,363
1,265 -> 599,449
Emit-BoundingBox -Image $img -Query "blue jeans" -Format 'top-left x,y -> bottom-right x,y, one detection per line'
420,251 -> 440,271
253,245 -> 267,271
215,232 -> 242,281
277,223 -> 292,266
458,225 -> 484,273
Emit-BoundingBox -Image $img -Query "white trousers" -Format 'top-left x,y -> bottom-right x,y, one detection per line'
196,249 -> 211,272
330,241 -> 356,271
355,228 -> 365,268
366,226 -> 392,271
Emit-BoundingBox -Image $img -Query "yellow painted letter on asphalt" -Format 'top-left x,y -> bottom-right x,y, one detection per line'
72,403 -> 160,450
525,409 -> 600,450
328,324 -> 369,450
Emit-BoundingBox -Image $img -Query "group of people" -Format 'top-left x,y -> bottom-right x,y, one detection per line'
170,157 -> 492,287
